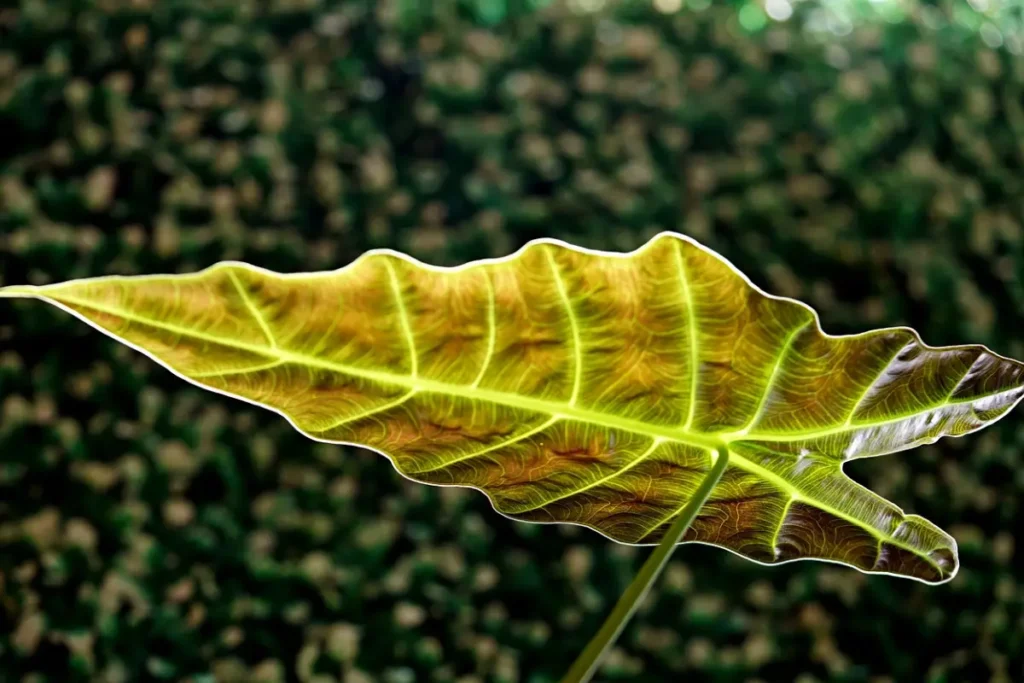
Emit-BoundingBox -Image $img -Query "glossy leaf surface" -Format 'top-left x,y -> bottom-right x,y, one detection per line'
4,233 -> 1022,583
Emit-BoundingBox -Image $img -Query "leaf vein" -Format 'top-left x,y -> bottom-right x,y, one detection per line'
514,437 -> 665,513
545,249 -> 582,406
317,388 -> 419,434
842,338 -> 914,427
674,241 -> 700,430
384,259 -> 418,379
769,496 -> 796,558
470,268 -> 497,389
192,359 -> 286,378
738,384 -> 1021,442
226,268 -> 277,350
409,415 -> 560,475
734,318 -> 812,435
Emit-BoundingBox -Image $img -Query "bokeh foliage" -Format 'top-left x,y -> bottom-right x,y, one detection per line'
0,1 -> 1022,682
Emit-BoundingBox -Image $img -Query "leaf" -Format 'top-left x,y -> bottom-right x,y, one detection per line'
3,233 -> 1021,584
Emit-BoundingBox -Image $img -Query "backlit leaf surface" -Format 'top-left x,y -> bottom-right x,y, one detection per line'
4,233 -> 1023,583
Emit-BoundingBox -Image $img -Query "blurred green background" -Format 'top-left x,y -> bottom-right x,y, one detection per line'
1,0 -> 1022,681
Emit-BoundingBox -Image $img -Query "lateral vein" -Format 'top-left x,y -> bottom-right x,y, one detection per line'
470,268 -> 497,390
514,437 -> 665,513
734,318 -> 812,436
409,415 -> 560,474
384,259 -> 418,380
675,241 -> 700,431
545,248 -> 582,407
317,388 -> 418,433
192,358 -> 285,378
226,268 -> 277,349
841,339 -> 913,427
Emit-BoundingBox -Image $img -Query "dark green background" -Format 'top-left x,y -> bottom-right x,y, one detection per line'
0,1 -> 1021,681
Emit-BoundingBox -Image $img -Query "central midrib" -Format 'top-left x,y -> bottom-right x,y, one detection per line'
48,291 -> 725,447
40,290 -> 942,569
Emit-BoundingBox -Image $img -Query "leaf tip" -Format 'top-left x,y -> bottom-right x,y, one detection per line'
0,285 -> 39,299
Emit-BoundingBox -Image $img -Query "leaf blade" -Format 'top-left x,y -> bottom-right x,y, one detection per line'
7,232 -> 1023,584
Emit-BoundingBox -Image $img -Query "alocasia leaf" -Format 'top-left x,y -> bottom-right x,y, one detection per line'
3,232 -> 1022,584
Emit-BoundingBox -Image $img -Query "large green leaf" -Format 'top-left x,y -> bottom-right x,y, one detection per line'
3,232 -> 1021,584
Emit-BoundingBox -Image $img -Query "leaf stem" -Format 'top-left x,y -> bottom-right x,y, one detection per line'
560,445 -> 731,683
